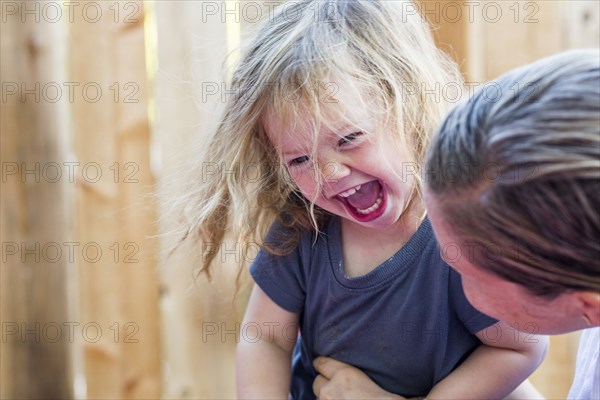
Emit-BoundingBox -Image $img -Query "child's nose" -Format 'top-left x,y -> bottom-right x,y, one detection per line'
319,156 -> 351,183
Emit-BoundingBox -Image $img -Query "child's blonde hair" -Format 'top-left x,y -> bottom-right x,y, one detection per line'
426,49 -> 600,298
179,0 -> 461,277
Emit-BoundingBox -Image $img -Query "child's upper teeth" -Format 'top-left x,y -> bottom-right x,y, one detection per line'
338,185 -> 361,198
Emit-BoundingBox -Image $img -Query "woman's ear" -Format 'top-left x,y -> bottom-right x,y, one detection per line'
574,291 -> 600,326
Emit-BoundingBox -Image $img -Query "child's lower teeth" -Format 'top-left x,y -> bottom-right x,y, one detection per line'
356,195 -> 383,215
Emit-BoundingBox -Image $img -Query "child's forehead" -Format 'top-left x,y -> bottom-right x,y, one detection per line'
263,81 -> 376,144
263,105 -> 368,151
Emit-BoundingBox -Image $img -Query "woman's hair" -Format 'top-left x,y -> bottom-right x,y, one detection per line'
426,49 -> 600,298
178,0 -> 461,277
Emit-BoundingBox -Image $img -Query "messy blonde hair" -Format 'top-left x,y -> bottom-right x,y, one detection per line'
426,49 -> 600,298
179,0 -> 461,277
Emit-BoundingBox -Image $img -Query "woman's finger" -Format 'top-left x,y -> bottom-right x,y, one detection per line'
313,356 -> 352,380
312,374 -> 328,398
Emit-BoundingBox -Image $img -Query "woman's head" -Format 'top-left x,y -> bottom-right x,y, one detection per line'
229,0 -> 460,229
425,49 -> 600,334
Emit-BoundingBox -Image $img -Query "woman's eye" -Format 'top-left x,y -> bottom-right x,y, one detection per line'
338,131 -> 364,146
288,155 -> 310,167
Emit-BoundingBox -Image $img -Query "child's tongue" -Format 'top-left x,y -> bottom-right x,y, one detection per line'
346,181 -> 381,210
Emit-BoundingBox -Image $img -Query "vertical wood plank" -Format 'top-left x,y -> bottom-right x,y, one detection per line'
563,1 -> 600,49
479,0 -> 563,80
0,1 -> 72,397
115,4 -> 162,397
154,1 -> 252,397
417,0 -> 484,81
421,0 -> 565,82
70,1 -> 160,398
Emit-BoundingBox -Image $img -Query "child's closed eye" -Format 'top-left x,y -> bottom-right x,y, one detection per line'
288,155 -> 310,167
337,131 -> 365,147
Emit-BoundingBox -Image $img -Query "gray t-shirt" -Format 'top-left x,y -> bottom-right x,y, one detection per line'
250,216 -> 497,398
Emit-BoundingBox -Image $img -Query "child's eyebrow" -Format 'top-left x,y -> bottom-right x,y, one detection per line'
320,123 -> 357,139
279,123 -> 358,155
282,149 -> 307,156
280,141 -> 312,156
331,124 -> 354,135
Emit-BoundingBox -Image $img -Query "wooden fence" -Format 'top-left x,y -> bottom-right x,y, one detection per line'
1,1 -> 598,398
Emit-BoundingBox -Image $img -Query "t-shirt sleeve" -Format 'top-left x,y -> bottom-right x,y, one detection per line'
449,267 -> 498,334
249,221 -> 308,313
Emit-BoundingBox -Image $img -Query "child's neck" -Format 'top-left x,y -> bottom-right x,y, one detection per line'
340,200 -> 426,278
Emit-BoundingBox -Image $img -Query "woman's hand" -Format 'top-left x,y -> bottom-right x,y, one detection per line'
312,357 -> 406,400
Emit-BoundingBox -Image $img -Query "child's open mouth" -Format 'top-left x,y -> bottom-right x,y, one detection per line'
336,180 -> 386,222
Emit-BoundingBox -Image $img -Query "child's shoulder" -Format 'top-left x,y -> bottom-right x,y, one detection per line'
264,212 -> 335,254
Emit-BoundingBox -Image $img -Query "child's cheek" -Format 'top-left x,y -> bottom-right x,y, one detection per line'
293,173 -> 318,199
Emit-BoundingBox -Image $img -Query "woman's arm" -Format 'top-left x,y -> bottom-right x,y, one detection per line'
313,358 -> 544,400
236,284 -> 299,398
426,320 -> 549,398
313,320 -> 548,399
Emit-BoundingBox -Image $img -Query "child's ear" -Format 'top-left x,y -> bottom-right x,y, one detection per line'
573,291 -> 600,326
